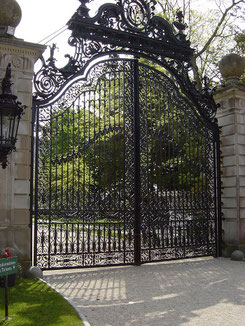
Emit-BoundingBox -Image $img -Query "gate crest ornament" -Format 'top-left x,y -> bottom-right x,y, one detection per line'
120,0 -> 154,31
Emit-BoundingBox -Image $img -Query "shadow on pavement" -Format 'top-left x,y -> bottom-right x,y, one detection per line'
44,258 -> 245,326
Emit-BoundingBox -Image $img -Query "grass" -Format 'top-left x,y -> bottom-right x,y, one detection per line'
0,277 -> 84,326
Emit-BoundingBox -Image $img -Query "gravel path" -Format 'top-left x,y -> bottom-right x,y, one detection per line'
44,257 -> 245,326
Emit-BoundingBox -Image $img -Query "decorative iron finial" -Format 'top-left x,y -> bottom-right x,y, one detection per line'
148,0 -> 157,17
176,10 -> 184,24
174,10 -> 187,42
1,63 -> 12,95
78,0 -> 93,18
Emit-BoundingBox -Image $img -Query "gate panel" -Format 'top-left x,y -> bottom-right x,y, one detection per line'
34,59 -> 219,269
32,0 -> 222,269
35,60 -> 138,268
138,63 -> 217,262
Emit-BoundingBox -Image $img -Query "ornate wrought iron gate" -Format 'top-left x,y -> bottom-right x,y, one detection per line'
32,0 -> 222,269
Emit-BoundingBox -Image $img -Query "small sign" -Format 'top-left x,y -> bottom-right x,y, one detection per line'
0,257 -> 17,277
6,26 -> 15,36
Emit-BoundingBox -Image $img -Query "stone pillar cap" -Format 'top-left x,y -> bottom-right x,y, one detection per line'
219,53 -> 245,85
0,0 -> 22,37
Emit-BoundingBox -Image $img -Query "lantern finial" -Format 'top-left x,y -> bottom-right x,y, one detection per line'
2,63 -> 12,95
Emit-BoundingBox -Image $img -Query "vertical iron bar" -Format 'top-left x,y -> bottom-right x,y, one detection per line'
149,72 -> 155,258
77,97 -> 81,215
98,224 -> 101,253
72,103 -> 75,208
88,90 -> 91,206
108,72 -> 112,208
203,130 -> 209,254
143,66 -> 150,260
118,67 -> 121,209
214,127 -> 222,257
66,223 -> 69,254
34,104 -> 40,266
98,77 -> 102,212
82,93 -> 86,220
5,275 -> 8,319
66,108 -> 70,211
93,90 -> 96,211
61,114 -> 64,210
77,223 -> 80,254
113,68 -> 116,211
30,101 -> 37,266
48,106 -> 53,269
82,219 -> 85,264
133,59 -> 141,266
54,223 -> 57,254
122,62 -> 127,264
55,117 -> 58,211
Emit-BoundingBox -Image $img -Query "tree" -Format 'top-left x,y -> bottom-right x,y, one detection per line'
235,32 -> 245,54
157,0 -> 245,88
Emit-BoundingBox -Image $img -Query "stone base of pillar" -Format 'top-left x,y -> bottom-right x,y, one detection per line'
223,244 -> 245,257
21,260 -> 32,276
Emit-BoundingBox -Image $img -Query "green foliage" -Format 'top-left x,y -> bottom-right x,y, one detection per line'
235,32 -> 245,54
157,0 -> 245,86
234,32 -> 245,83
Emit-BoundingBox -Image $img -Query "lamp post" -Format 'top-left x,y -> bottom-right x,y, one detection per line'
0,63 -> 26,169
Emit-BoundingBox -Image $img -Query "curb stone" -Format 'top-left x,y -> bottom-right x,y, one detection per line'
40,278 -> 92,326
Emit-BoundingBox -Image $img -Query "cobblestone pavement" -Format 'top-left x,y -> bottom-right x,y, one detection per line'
44,257 -> 245,326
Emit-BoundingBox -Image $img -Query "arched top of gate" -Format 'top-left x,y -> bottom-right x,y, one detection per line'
33,0 -> 218,121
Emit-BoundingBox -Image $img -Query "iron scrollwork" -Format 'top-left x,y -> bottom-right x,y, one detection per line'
34,44 -> 78,99
34,0 -> 196,103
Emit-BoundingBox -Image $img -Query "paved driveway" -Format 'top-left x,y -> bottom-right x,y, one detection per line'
44,257 -> 245,326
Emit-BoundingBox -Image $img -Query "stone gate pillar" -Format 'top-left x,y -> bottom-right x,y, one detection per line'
0,0 -> 45,273
215,53 -> 245,256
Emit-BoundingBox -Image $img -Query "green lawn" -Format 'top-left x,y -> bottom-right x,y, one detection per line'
0,278 -> 84,326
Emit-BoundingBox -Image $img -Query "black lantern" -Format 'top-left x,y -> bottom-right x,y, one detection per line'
0,63 -> 26,169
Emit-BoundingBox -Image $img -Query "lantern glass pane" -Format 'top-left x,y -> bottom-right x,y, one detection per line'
12,116 -> 19,139
0,114 -> 11,142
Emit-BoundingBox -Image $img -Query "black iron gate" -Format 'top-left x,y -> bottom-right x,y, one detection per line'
32,0 -> 222,269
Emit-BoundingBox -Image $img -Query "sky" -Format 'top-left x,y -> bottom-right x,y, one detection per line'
15,0 -> 212,43
16,0 -> 107,44
15,0 -> 110,67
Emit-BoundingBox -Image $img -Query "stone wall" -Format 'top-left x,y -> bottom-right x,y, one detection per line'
0,37 -> 45,273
